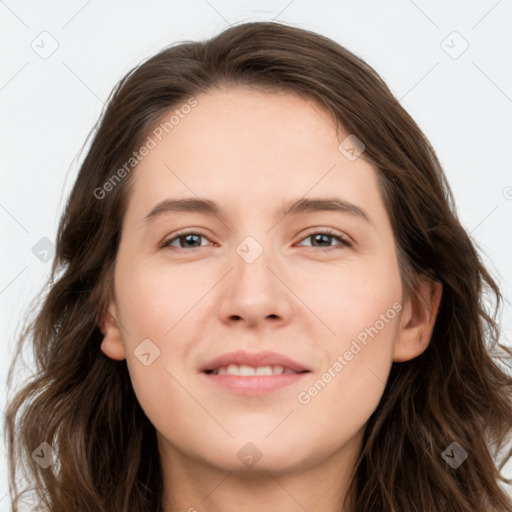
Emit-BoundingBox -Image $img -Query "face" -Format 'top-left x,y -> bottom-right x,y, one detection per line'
100,85 -> 437,476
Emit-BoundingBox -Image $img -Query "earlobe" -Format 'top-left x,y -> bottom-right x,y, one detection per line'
99,303 -> 127,361
393,278 -> 443,363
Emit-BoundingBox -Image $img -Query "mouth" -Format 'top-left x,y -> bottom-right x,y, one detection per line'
200,350 -> 311,395
204,364 -> 308,376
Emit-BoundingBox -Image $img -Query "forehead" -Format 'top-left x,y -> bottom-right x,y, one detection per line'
123,86 -> 387,227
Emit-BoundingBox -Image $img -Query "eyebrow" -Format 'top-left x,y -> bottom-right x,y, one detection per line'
144,197 -> 371,224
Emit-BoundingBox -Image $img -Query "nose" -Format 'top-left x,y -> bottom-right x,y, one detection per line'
217,236 -> 294,329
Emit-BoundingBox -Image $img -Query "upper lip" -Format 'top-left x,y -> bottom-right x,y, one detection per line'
201,350 -> 311,373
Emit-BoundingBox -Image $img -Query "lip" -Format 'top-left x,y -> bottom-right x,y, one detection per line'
200,350 -> 311,373
200,350 -> 312,396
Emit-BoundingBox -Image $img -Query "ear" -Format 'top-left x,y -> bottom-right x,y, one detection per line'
99,301 -> 126,361
393,277 -> 443,362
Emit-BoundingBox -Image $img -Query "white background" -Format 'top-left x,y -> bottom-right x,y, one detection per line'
1,0 -> 511,507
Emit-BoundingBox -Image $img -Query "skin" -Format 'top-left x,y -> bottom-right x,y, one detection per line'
100,86 -> 442,512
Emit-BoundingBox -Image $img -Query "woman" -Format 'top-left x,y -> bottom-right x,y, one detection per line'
5,20 -> 512,512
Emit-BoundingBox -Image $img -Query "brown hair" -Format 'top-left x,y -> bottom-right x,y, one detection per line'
5,20 -> 512,511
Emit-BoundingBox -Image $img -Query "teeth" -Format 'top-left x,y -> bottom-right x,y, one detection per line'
255,366 -> 273,375
238,365 -> 255,376
211,364 -> 295,376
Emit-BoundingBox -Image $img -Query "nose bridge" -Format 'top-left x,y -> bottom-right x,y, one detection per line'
217,231 -> 292,326
235,234 -> 267,267
232,233 -> 276,297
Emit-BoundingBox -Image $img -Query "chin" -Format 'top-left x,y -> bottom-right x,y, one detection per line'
204,434 -> 314,474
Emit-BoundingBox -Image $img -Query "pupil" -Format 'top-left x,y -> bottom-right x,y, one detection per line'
183,234 -> 200,247
314,234 -> 329,246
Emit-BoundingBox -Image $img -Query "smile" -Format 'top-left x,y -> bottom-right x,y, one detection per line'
200,350 -> 312,395
205,364 -> 305,376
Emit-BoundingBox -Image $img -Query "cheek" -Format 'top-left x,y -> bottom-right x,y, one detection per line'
114,256 -> 213,342
115,290 -> 194,446
297,251 -> 402,345
294,255 -> 401,420
112,257 -> 216,430
295,305 -> 399,452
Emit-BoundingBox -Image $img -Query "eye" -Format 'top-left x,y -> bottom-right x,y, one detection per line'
160,228 -> 352,252
296,229 -> 352,250
160,231 -> 214,250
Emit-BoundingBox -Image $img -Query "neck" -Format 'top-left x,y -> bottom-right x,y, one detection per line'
158,432 -> 362,512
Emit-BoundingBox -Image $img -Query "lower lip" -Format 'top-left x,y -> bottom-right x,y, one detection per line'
201,372 -> 310,395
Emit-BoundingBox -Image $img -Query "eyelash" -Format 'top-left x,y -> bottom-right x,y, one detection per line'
160,228 -> 352,252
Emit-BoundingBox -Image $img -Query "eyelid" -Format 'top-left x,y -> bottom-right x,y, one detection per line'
159,229 -> 214,250
295,227 -> 352,248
